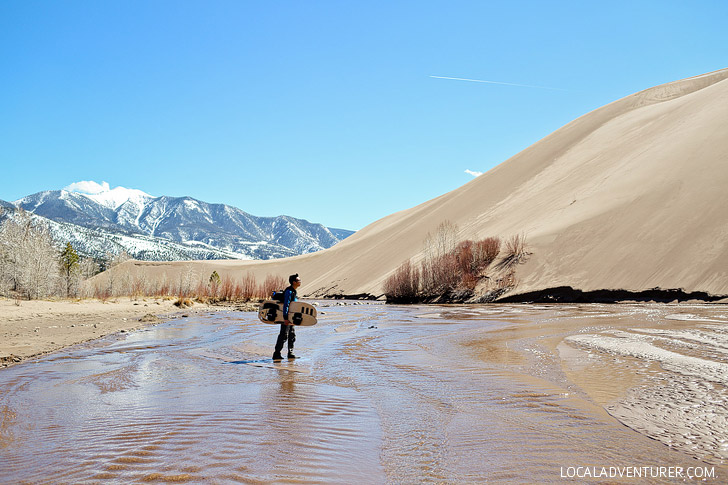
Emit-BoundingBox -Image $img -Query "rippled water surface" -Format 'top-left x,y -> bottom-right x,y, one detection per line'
1,303 -> 727,483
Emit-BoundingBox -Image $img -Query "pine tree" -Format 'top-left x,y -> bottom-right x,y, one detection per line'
209,270 -> 221,299
60,242 -> 80,297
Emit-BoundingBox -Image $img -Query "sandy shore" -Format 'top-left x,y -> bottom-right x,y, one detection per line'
0,297 -> 257,368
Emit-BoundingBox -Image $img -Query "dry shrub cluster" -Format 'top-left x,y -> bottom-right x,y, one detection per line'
382,259 -> 420,303
259,274 -> 286,300
495,233 -> 530,272
385,222 -> 530,303
174,297 -> 194,308
89,268 -> 287,304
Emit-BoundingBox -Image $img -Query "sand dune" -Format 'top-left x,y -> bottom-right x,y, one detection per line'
105,68 -> 728,299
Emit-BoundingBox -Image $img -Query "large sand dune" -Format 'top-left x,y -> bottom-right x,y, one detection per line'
108,68 -> 728,299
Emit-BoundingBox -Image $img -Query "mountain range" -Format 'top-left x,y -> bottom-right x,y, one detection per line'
2,186 -> 353,261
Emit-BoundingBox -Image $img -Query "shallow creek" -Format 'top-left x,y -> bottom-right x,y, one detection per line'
1,302 -> 727,483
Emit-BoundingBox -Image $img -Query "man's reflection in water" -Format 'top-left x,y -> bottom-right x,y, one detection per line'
278,371 -> 296,398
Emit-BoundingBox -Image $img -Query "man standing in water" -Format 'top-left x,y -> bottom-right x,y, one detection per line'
272,274 -> 301,361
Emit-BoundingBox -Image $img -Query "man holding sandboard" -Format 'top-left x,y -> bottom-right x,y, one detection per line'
272,274 -> 301,360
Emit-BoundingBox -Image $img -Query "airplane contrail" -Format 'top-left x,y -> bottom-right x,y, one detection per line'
429,75 -> 567,91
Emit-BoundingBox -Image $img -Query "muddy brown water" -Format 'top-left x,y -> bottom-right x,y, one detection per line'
1,303 -> 727,483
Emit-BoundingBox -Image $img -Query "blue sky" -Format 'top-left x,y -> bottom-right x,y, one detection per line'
1,1 -> 726,230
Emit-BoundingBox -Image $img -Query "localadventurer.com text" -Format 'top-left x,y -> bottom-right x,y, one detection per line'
560,466 -> 716,480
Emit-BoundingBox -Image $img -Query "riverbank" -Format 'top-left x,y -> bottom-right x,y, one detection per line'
0,297 -> 258,368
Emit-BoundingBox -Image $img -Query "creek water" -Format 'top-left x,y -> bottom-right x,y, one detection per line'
1,302 -> 727,483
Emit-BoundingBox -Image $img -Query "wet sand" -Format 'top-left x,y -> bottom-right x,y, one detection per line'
1,302 -> 726,482
0,298 -> 256,367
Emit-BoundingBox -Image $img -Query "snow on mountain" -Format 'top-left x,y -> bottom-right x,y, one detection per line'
10,182 -> 355,262
0,206 -> 252,262
80,187 -> 153,211
63,180 -> 154,212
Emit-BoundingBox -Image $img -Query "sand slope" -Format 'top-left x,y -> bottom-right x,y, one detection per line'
104,68 -> 728,298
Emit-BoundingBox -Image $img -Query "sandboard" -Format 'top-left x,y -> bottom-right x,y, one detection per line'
258,300 -> 317,326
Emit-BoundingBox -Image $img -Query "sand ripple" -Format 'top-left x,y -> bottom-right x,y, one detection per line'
566,324 -> 728,465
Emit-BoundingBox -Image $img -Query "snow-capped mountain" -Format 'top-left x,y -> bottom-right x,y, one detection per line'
9,183 -> 354,261
75,184 -> 153,211
0,208 -> 251,261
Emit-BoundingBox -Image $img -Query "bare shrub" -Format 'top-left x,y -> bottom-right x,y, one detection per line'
472,237 -> 500,274
259,274 -> 286,299
22,226 -> 58,299
437,253 -> 460,293
240,272 -> 258,300
220,275 -> 234,301
420,252 -> 460,298
232,281 -> 244,301
421,220 -> 461,296
383,259 -> 420,303
459,272 -> 479,292
130,274 -> 146,300
455,241 -> 474,277
419,258 -> 435,296
176,265 -> 196,298
159,277 -> 171,297
496,234 -> 531,272
194,279 -> 209,300
0,209 -> 28,295
433,220 -> 459,259
77,279 -> 92,299
0,210 -> 59,299
423,220 -> 458,265
104,267 -> 117,298
94,281 -> 112,302
149,275 -> 171,298
118,271 -> 132,298
79,258 -> 100,280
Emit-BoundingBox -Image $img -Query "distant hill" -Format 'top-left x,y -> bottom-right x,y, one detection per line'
94,68 -> 728,299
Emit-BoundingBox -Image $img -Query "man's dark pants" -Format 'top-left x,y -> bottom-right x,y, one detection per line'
274,323 -> 295,354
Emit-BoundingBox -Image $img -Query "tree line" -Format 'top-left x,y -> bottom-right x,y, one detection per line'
0,209 -> 117,299
0,208 -> 287,303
